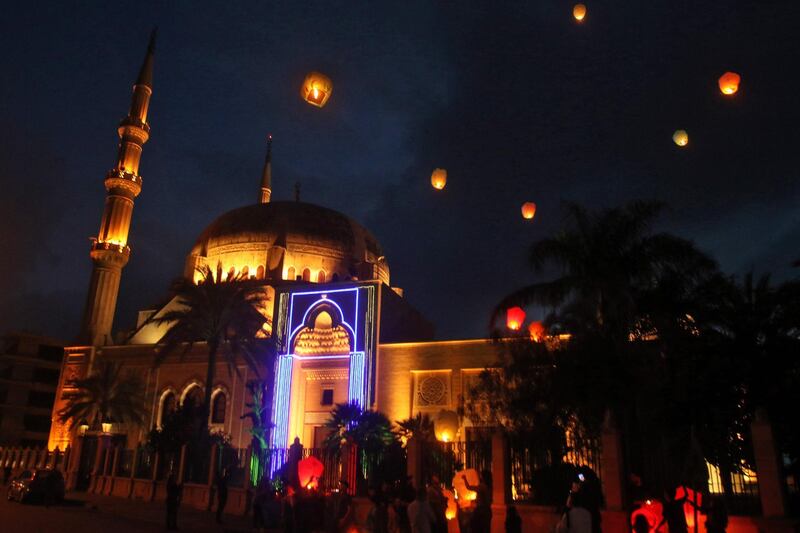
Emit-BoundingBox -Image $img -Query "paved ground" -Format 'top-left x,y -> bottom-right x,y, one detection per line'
0,489 -> 259,532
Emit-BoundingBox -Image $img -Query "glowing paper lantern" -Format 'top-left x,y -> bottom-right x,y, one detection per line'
521,202 -> 537,220
452,469 -> 480,508
443,489 -> 458,520
506,306 -> 526,330
675,486 -> 704,528
631,500 -> 663,532
573,4 -> 587,22
528,321 -> 546,342
431,168 -> 447,190
673,130 -> 689,147
297,455 -> 324,490
434,409 -> 459,442
718,71 -> 741,95
300,71 -> 333,108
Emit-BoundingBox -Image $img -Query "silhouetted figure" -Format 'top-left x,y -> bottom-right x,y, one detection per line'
325,479 -> 353,532
704,497 -> 728,533
215,467 -> 229,523
166,473 -> 182,531
557,488 -> 592,533
658,487 -> 690,533
288,437 -> 303,491
633,514 -> 651,533
462,471 -> 492,533
426,475 -> 447,533
407,487 -> 436,533
506,505 -> 522,533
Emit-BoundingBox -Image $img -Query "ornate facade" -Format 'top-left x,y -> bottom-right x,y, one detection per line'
47,33 -> 499,454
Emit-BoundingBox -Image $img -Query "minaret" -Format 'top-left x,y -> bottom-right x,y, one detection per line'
259,134 -> 273,203
79,30 -> 156,346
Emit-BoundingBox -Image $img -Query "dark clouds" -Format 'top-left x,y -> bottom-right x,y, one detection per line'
1,1 -> 798,341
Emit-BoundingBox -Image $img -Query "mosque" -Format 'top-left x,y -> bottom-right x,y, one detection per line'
47,33 -> 499,453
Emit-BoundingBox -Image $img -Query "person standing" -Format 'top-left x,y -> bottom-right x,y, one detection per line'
166,473 -> 183,531
426,476 -> 448,533
407,487 -> 436,533
462,472 -> 492,533
215,467 -> 229,524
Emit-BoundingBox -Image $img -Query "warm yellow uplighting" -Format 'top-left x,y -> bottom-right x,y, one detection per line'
718,71 -> 741,95
301,71 -> 333,108
78,423 -> 89,436
431,168 -> 447,190
521,202 -> 537,220
573,4 -> 587,22
673,129 -> 689,147
101,422 -> 112,434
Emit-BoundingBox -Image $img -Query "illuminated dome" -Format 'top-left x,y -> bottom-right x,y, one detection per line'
185,201 -> 389,285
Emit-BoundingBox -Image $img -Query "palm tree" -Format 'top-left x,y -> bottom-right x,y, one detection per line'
153,265 -> 270,418
395,412 -> 435,443
493,201 -> 716,342
322,402 -> 395,454
58,361 -> 147,431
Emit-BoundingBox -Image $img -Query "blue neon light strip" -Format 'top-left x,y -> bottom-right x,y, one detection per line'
269,354 -> 293,474
348,351 -> 366,407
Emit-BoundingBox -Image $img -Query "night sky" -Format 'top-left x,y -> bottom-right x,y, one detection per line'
1,1 -> 798,342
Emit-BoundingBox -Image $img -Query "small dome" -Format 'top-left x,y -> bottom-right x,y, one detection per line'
187,201 -> 389,284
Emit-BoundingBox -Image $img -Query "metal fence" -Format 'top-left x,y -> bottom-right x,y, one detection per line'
509,435 -> 600,504
422,440 -> 492,489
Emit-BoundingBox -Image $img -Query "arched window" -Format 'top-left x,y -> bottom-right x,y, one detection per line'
256,265 -> 265,279
182,384 -> 203,408
241,265 -> 250,278
331,273 -> 340,282
302,268 -> 311,282
317,270 -> 326,283
211,391 -> 226,424
158,391 -> 176,428
227,266 -> 236,281
286,266 -> 295,281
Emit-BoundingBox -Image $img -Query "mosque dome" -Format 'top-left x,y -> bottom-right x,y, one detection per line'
185,201 -> 390,285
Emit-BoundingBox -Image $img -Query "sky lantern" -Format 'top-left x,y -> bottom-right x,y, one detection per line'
431,168 -> 447,190
452,469 -> 480,507
718,71 -> 741,95
434,409 -> 459,442
300,71 -> 333,107
297,455 -> 324,490
573,4 -> 587,22
674,486 -> 704,528
521,202 -> 537,220
672,129 -> 689,147
631,500 -> 664,532
443,489 -> 458,520
528,321 -> 546,342
506,306 -> 526,330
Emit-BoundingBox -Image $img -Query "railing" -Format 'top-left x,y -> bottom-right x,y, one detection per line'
422,440 -> 492,489
509,435 -> 600,504
706,462 -> 761,516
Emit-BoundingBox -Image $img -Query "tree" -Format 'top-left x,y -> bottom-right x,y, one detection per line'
240,379 -> 273,451
153,265 -> 271,419
493,201 -> 715,342
395,412 -> 435,443
58,361 -> 146,431
482,201 -> 724,497
322,402 -> 395,455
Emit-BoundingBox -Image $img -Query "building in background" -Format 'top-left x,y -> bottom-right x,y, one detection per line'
0,332 -> 66,447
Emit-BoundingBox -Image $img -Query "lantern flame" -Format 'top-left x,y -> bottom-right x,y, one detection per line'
673,129 -> 689,147
506,306 -> 526,331
431,168 -> 447,190
301,71 -> 333,108
718,71 -> 741,95
521,202 -> 537,220
528,321 -> 546,342
573,4 -> 587,22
